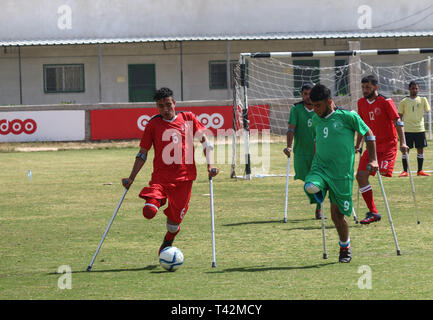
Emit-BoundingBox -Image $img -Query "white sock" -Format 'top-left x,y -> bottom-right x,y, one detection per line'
339,238 -> 351,248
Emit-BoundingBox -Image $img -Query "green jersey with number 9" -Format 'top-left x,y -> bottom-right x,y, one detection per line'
311,109 -> 370,180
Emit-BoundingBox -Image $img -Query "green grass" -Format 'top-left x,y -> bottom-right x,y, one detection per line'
1,140 -> 433,300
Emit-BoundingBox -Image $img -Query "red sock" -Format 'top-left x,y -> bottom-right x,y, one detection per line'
359,185 -> 378,213
164,226 -> 180,241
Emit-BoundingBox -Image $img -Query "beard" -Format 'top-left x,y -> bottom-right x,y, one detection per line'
363,91 -> 376,100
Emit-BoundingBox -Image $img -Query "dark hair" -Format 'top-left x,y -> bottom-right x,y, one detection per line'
153,87 -> 173,101
309,84 -> 331,102
361,75 -> 378,86
408,81 -> 419,88
301,82 -> 314,92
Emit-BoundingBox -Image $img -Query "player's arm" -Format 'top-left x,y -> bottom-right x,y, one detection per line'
363,130 -> 379,172
424,97 -> 431,112
355,133 -> 364,154
354,105 -> 365,153
393,118 -> 409,154
384,98 -> 408,154
200,134 -> 219,177
397,99 -> 405,120
284,124 -> 296,157
121,147 -> 148,189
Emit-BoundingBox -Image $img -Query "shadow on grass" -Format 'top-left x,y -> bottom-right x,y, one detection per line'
222,218 -> 313,227
285,225 -> 336,231
206,262 -> 337,274
48,265 -> 159,275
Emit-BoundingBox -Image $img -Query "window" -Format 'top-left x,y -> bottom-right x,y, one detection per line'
43,64 -> 85,93
209,60 -> 237,89
335,59 -> 349,96
293,60 -> 320,97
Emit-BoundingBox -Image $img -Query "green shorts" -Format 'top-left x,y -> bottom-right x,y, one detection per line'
293,154 -> 314,182
304,170 -> 354,217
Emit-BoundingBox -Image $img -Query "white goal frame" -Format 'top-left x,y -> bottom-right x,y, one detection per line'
232,47 -> 433,179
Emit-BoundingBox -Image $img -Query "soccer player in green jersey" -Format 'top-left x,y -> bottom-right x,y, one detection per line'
304,84 -> 378,263
283,83 -> 323,219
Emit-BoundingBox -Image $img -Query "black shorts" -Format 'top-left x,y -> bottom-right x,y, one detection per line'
405,132 -> 428,149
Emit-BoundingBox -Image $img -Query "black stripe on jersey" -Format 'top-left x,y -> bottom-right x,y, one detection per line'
378,94 -> 390,100
335,107 -> 350,111
147,114 -> 162,123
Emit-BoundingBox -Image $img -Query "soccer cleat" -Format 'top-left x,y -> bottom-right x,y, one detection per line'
417,170 -> 430,176
158,239 -> 173,255
360,212 -> 381,225
339,246 -> 352,263
398,171 -> 409,177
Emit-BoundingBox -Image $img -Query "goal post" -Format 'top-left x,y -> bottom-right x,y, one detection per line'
231,47 -> 433,179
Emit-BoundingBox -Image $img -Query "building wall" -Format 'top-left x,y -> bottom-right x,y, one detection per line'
1,37 -> 433,105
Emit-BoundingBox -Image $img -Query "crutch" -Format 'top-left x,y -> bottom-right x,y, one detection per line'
405,152 -> 421,224
355,140 -> 364,224
283,156 -> 290,223
320,200 -> 328,259
209,169 -> 217,268
369,164 -> 401,256
87,188 -> 128,271
352,207 -> 359,224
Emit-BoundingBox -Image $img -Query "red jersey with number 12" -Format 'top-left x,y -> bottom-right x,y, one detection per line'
357,95 -> 399,151
140,111 -> 206,184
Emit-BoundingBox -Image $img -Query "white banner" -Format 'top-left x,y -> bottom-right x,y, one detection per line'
0,110 -> 85,142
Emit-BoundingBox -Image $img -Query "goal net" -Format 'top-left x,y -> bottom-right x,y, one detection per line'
231,51 -> 433,179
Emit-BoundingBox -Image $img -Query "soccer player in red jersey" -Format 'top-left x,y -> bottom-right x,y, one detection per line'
355,75 -> 409,224
122,87 -> 219,254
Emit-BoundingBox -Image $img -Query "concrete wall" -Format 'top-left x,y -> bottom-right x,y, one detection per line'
1,37 -> 433,106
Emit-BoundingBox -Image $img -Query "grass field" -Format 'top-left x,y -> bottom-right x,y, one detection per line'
1,139 -> 433,300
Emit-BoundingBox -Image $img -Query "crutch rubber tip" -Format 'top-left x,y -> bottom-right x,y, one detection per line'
86,266 -> 92,272
212,262 -> 216,268
323,253 -> 328,259
397,250 -> 401,256
283,218 -> 287,223
417,221 -> 421,225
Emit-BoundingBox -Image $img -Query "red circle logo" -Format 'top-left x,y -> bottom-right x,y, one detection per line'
0,119 -> 37,135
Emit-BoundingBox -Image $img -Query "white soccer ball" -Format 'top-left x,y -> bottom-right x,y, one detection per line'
159,246 -> 184,271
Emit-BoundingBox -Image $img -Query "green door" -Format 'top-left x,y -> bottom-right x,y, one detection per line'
128,64 -> 156,102
293,60 -> 320,97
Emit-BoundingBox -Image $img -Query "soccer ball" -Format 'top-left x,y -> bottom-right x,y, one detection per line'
159,246 -> 184,271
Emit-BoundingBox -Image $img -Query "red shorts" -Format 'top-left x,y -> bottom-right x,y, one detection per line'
139,180 -> 193,224
358,148 -> 397,177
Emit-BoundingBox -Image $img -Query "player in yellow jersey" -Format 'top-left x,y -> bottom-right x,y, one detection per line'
397,81 -> 431,177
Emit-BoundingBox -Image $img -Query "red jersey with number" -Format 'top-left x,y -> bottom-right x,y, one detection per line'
357,95 -> 399,151
140,111 -> 206,184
